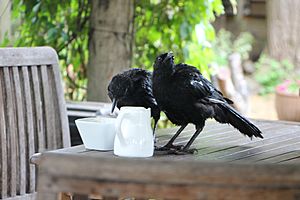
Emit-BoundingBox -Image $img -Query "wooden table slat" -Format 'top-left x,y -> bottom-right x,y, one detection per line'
257,151 -> 300,164
193,125 -> 299,159
35,119 -> 300,199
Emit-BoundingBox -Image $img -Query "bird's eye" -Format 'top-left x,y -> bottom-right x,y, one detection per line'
157,57 -> 162,61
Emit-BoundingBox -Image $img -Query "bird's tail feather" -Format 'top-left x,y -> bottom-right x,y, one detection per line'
214,103 -> 263,139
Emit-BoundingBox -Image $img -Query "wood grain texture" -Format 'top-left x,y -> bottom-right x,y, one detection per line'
35,120 -> 300,199
12,67 -> 26,195
0,47 -> 59,66
31,66 -> 45,152
4,67 -> 17,197
267,0 -> 300,68
0,47 -> 71,199
37,150 -> 300,200
22,66 -> 36,193
41,65 -> 56,149
39,175 -> 300,200
51,62 -> 70,147
0,69 -> 8,199
4,193 -> 37,200
87,0 -> 134,101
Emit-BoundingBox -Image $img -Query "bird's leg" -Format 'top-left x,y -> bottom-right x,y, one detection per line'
153,119 -> 158,136
179,124 -> 204,154
155,124 -> 187,151
181,128 -> 203,153
173,123 -> 204,155
153,120 -> 158,148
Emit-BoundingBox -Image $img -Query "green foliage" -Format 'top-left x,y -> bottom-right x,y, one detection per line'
133,0 -> 225,78
0,33 -> 11,47
133,0 -> 227,128
211,29 -> 254,68
5,0 -> 228,100
254,54 -> 298,95
7,0 -> 90,100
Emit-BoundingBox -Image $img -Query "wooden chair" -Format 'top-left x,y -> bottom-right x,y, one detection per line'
0,47 -> 71,199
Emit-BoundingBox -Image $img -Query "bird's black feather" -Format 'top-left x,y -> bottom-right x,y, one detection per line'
153,52 -> 263,153
108,68 -> 160,131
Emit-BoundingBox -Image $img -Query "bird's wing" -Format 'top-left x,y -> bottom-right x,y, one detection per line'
141,80 -> 158,106
200,74 -> 234,104
173,64 -> 232,104
129,68 -> 152,82
131,69 -> 158,107
173,64 -> 213,98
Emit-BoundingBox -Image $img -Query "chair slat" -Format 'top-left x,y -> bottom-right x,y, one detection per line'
3,67 -> 17,197
12,67 -> 26,195
51,63 -> 71,147
46,67 -> 61,147
21,67 -> 36,193
31,66 -> 45,152
40,65 -> 56,149
0,68 -> 8,199
4,192 -> 36,200
0,47 -> 59,66
0,47 -> 71,199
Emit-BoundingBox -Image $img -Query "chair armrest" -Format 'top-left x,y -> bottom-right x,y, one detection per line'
30,152 -> 43,165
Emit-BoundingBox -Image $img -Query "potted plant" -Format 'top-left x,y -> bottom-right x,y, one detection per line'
255,55 -> 300,121
275,79 -> 300,121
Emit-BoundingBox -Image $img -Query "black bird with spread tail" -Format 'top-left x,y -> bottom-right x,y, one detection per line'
152,52 -> 263,154
108,68 -> 160,132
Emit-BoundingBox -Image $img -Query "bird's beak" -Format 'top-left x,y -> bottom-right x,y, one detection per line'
111,98 -> 117,114
163,52 -> 174,63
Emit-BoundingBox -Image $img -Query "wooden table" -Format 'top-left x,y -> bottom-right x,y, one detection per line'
34,120 -> 300,200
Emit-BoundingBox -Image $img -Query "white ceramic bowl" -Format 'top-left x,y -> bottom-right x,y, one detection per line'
75,117 -> 116,151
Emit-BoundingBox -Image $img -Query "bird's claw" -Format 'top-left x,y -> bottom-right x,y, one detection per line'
155,144 -> 198,155
155,144 -> 184,151
167,148 -> 198,155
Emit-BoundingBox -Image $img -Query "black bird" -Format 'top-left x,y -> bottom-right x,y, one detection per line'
153,52 -> 263,154
108,68 -> 160,132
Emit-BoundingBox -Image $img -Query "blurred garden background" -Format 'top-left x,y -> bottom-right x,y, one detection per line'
1,0 -> 299,122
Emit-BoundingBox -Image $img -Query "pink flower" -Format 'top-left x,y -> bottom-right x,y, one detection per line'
276,84 -> 287,92
276,79 -> 300,94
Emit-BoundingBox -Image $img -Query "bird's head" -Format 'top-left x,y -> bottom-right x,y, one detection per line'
154,52 -> 174,71
107,74 -> 132,113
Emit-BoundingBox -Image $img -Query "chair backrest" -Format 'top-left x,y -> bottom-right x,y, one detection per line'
0,47 -> 71,199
